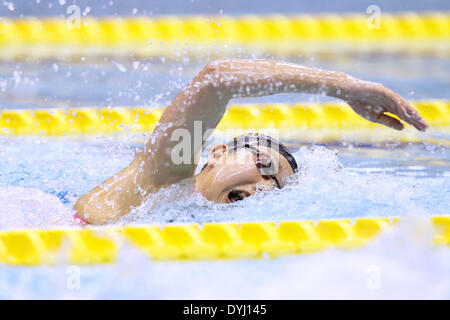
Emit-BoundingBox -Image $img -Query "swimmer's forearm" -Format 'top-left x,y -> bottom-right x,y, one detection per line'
74,153 -> 152,225
205,58 -> 358,100
205,59 -> 428,131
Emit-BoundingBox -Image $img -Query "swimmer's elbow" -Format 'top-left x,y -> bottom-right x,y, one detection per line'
197,59 -> 231,85
73,197 -> 92,224
201,59 -> 229,75
192,59 -> 241,100
73,196 -> 109,225
196,61 -> 219,85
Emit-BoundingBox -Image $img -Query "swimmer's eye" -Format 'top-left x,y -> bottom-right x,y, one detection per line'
227,190 -> 251,203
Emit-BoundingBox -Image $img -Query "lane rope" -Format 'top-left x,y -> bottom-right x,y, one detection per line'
0,13 -> 449,59
1,100 -> 449,144
0,216 -> 448,265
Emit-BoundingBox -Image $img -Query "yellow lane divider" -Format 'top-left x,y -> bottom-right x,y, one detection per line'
0,13 -> 449,59
0,100 -> 449,144
0,216 -> 448,265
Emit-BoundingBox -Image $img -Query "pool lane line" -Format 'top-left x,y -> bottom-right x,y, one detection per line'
0,13 -> 449,60
0,100 -> 449,144
0,216 -> 448,265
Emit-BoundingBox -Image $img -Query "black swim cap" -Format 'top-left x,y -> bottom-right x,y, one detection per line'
226,133 -> 298,174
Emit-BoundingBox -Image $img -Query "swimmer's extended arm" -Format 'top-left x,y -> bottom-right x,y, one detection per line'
147,58 -> 428,182
74,58 -> 428,224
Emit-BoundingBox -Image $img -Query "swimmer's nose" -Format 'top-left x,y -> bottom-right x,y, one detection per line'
255,177 -> 277,191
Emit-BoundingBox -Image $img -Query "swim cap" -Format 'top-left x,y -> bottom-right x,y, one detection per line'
226,133 -> 298,174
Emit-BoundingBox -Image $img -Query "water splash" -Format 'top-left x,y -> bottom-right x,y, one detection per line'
0,137 -> 448,229
116,144 -> 436,225
0,186 -> 75,230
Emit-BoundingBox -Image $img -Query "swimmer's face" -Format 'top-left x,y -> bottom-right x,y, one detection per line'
194,144 -> 295,203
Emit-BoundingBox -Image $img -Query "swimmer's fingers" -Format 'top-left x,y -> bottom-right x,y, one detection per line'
384,93 -> 429,132
347,99 -> 404,130
350,82 -> 429,131
374,113 -> 404,130
381,85 -> 428,131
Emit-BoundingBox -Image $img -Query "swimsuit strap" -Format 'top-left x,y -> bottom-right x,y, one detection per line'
73,214 -> 88,226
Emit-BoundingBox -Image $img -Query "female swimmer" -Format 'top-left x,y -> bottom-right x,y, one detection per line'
74,59 -> 428,225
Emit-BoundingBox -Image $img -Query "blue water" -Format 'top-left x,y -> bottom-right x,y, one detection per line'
1,131 -> 448,300
1,213 -> 449,299
1,55 -> 450,110
1,6 -> 450,297
1,53 -> 448,228
0,135 -> 449,230
1,0 -> 449,17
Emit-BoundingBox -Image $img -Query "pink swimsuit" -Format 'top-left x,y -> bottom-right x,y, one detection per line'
73,215 -> 88,226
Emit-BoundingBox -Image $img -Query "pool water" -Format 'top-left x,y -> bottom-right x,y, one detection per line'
1,211 -> 449,299
1,55 -> 449,110
1,54 -> 449,228
0,54 -> 449,299
0,135 -> 449,230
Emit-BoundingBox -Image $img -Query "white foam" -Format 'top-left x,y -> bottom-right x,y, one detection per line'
0,186 -> 76,230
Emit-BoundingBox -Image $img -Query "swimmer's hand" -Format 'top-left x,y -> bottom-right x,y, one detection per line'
343,81 -> 429,131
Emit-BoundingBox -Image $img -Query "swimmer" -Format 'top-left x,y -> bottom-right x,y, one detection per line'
73,59 -> 428,225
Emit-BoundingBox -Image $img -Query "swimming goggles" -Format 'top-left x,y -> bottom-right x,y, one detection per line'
226,133 -> 299,188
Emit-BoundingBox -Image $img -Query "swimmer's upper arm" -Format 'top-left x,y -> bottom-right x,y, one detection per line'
74,62 -> 230,224
142,58 -> 363,186
143,63 -> 229,186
